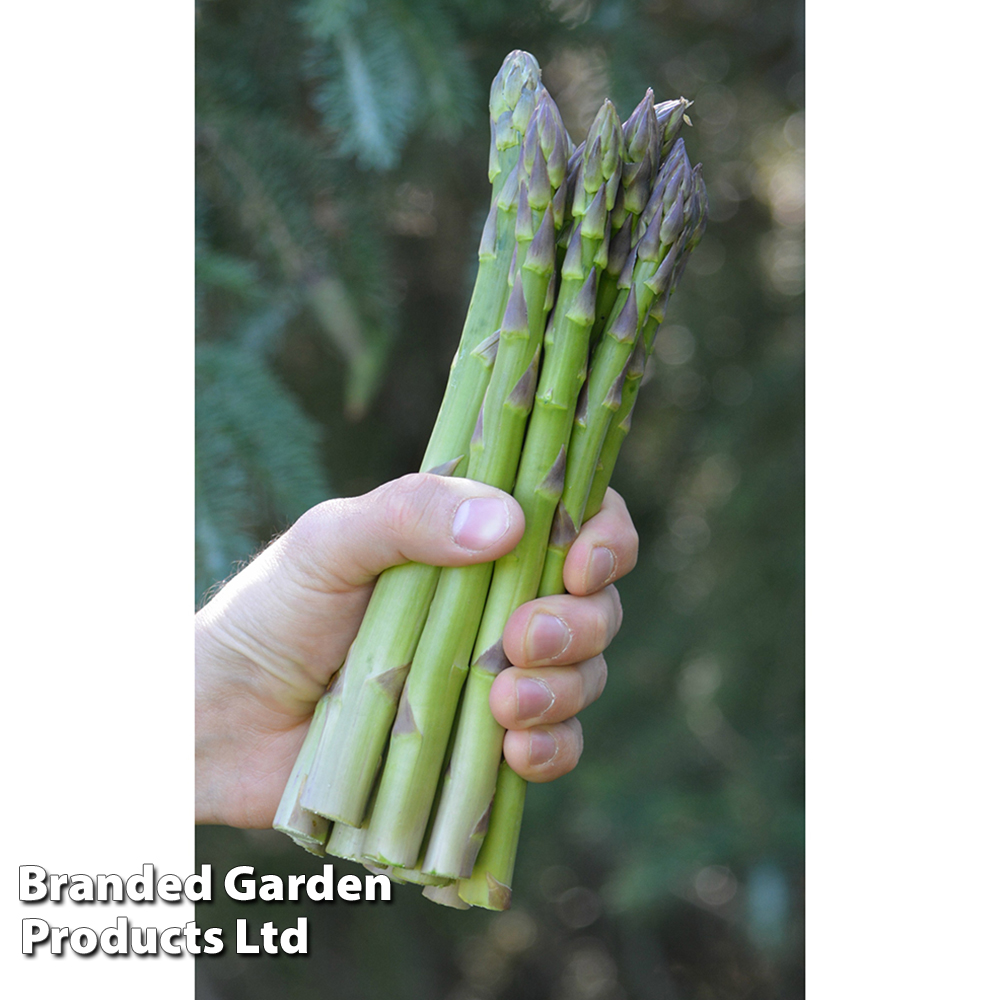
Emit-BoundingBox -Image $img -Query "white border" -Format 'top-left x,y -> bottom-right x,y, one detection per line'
3,4 -> 193,997
807,2 -> 999,994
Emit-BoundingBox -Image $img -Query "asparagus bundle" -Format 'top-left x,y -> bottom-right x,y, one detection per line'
274,49 -> 707,910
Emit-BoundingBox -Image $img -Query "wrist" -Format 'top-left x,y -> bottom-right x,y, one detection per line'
194,616 -> 231,824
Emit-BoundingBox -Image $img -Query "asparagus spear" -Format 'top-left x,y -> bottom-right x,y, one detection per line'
594,94 -> 694,336
584,165 -> 708,522
323,738 -> 387,862
420,103 -> 624,884
362,94 -> 568,866
294,53 -> 543,828
595,89 -> 663,337
271,670 -> 345,847
456,761 -> 525,909
539,143 -> 700,598
582,314 -> 654,523
420,51 -> 543,476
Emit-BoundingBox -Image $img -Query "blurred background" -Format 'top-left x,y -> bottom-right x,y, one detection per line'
195,0 -> 804,996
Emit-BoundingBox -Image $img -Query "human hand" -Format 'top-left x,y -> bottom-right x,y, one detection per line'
195,473 -> 638,828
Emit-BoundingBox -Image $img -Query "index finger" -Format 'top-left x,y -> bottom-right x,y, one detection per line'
562,488 -> 639,596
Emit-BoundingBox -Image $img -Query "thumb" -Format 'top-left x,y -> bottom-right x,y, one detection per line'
277,472 -> 525,590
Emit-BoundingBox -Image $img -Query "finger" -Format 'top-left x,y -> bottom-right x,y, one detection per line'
502,717 -> 584,783
503,587 -> 623,668
489,655 -> 607,730
562,488 -> 639,596
277,473 -> 525,589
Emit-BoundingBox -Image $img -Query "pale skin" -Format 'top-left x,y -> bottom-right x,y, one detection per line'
195,472 -> 638,828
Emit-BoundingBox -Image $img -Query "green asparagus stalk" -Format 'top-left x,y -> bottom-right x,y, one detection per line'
362,94 -> 568,866
421,104 -> 624,883
538,143 -> 700,598
456,762 -> 525,909
584,165 -> 708,521
324,742 -> 385,862
595,89 -> 662,336
582,314 -> 654,524
420,52 -> 543,475
294,53 -> 543,828
369,698 -> 462,886
594,95 -> 692,337
271,671 -> 345,847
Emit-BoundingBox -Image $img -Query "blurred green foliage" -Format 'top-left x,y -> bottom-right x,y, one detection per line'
196,0 -> 804,996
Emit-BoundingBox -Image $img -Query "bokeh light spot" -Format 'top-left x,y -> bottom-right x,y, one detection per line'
671,513 -> 711,554
694,865 -> 738,906
655,324 -> 696,365
556,886 -> 603,929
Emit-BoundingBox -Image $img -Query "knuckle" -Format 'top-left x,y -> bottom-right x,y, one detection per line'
571,668 -> 588,712
624,523 -> 640,569
281,498 -> 346,582
588,655 -> 609,703
564,717 -> 584,760
289,497 -> 334,539
604,585 -> 623,639
380,473 -> 436,541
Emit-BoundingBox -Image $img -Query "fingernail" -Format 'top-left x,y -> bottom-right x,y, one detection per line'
586,546 -> 617,590
528,730 -> 557,766
516,677 -> 555,721
453,498 -> 510,550
526,613 -> 570,661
